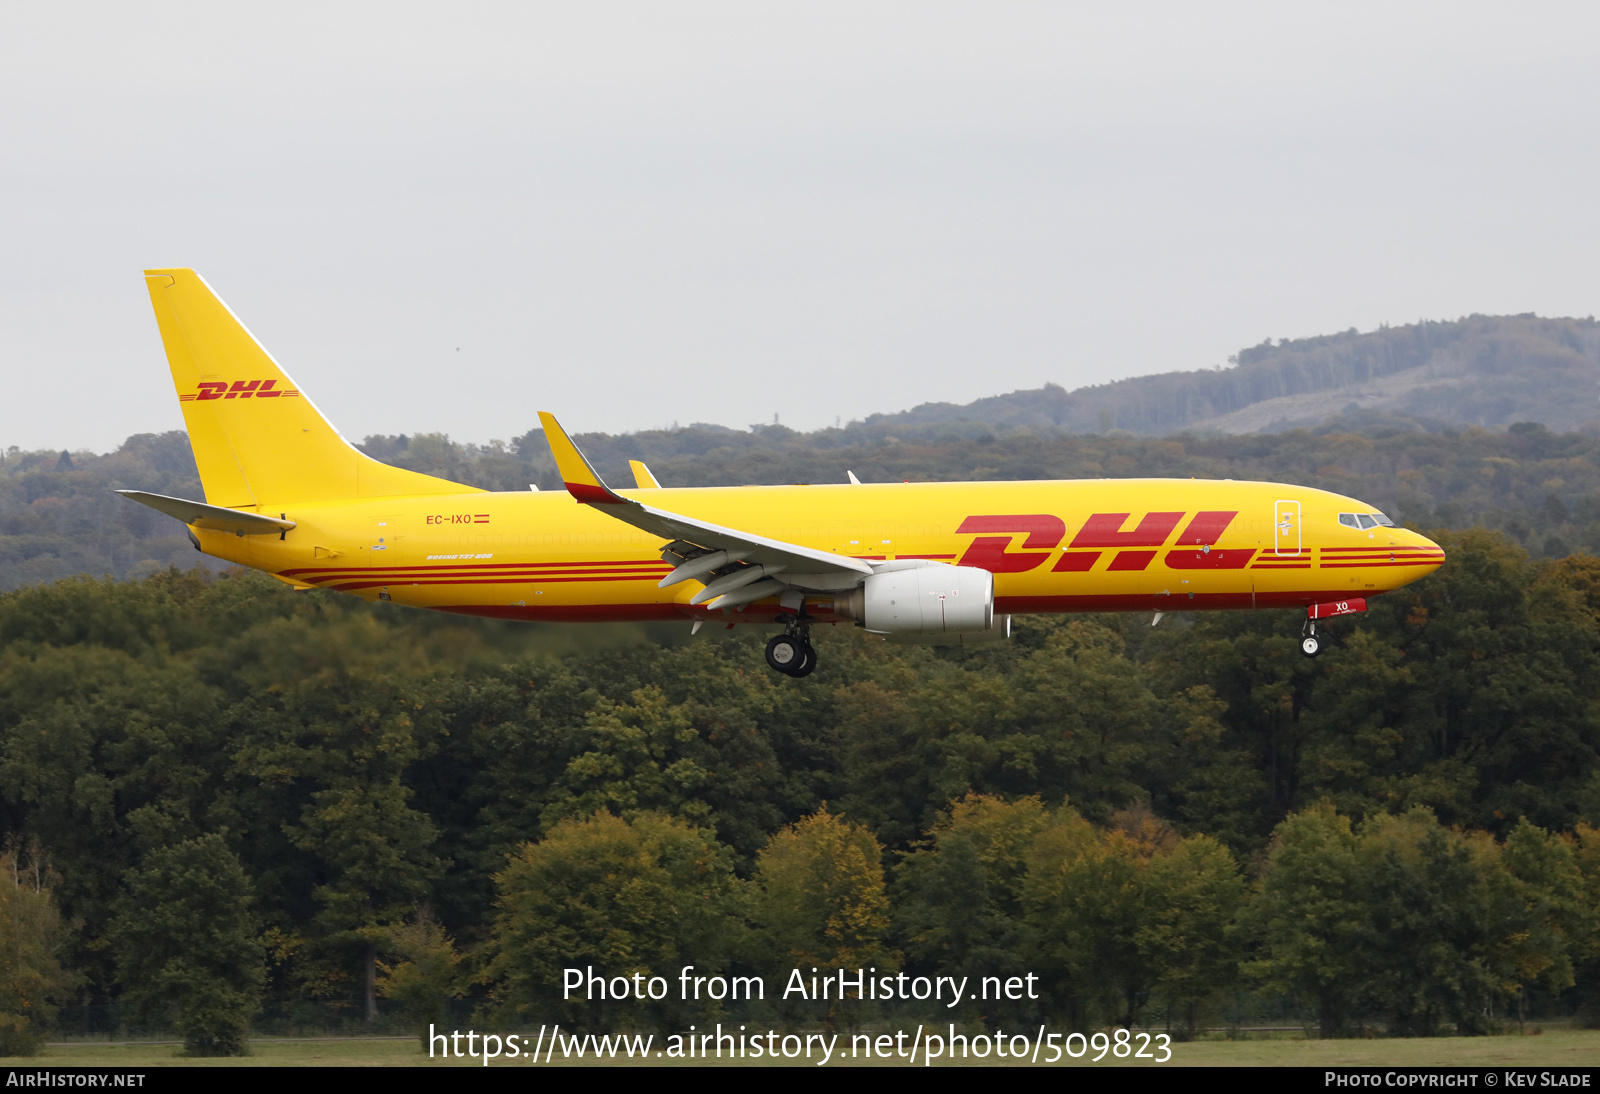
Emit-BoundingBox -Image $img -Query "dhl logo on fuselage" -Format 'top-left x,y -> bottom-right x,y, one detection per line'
956,511 -> 1252,574
178,379 -> 301,402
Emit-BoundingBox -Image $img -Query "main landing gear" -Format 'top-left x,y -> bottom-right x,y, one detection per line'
765,608 -> 817,677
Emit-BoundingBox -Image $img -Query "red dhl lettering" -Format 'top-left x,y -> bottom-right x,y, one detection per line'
185,379 -> 296,401
1069,512 -> 1184,549
1174,511 -> 1237,544
955,515 -> 1065,572
1163,511 -> 1253,568
1107,550 -> 1158,571
959,511 -> 1249,574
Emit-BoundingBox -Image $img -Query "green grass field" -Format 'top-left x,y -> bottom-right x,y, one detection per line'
7,1027 -> 1597,1067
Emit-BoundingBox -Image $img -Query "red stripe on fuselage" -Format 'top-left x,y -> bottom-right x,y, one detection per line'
435,602 -> 848,624
997,591 -> 1383,613
291,569 -> 666,587
1320,561 -> 1443,569
328,574 -> 660,592
279,559 -> 670,576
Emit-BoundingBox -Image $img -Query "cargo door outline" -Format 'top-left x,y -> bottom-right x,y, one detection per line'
372,516 -> 399,600
372,516 -> 398,554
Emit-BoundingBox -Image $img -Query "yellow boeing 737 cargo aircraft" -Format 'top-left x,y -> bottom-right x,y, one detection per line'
119,269 -> 1445,676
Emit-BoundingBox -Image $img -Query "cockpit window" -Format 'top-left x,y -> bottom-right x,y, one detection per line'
1340,512 -> 1395,529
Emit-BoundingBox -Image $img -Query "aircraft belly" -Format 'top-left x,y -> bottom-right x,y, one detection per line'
359,551 -> 677,613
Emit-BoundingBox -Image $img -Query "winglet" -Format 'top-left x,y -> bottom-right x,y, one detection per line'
629,460 -> 662,489
538,412 -> 625,504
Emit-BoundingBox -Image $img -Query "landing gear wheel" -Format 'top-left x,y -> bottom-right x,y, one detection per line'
765,634 -> 818,676
1301,634 -> 1322,657
789,643 -> 817,678
765,634 -> 806,674
767,599 -> 818,677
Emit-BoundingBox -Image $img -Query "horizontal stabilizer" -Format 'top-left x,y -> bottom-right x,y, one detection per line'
115,490 -> 296,535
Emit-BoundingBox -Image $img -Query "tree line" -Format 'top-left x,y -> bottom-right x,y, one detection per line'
0,524 -> 1598,1051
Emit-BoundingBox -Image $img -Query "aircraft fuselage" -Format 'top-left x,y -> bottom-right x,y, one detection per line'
197,477 -> 1444,624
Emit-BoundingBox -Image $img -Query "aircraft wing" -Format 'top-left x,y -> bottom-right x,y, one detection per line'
538,413 -> 872,601
115,490 -> 297,534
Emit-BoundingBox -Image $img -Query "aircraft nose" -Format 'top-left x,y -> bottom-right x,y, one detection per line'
1402,530 -> 1446,572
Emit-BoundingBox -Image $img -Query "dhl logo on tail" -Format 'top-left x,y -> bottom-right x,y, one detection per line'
178,379 -> 300,401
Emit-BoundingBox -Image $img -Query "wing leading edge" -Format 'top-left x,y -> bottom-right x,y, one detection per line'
537,412 -> 872,609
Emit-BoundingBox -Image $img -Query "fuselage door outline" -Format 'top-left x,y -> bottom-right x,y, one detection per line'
1274,500 -> 1302,557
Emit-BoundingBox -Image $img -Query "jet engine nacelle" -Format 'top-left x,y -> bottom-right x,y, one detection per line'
835,561 -> 1003,638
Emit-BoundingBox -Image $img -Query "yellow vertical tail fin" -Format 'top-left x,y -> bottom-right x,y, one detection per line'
144,268 -> 479,507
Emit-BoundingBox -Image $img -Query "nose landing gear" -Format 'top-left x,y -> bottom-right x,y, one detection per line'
1301,618 -> 1322,657
1300,598 -> 1367,658
765,607 -> 817,677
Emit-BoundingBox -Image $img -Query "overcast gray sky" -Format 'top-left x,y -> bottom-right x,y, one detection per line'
2,2 -> 1597,452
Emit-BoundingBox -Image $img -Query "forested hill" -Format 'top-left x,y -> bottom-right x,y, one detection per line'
867,314 -> 1600,436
